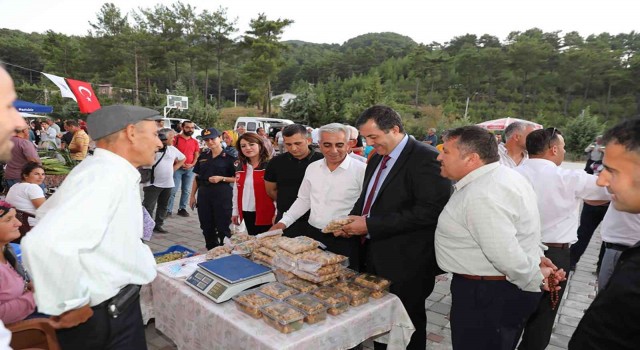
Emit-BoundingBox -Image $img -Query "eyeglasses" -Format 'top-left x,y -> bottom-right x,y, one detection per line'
548,127 -> 557,149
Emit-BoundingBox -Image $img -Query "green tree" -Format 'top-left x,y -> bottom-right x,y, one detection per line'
242,13 -> 293,116
563,107 -> 602,156
196,7 -> 238,108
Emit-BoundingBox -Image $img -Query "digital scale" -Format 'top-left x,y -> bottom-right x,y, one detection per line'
185,255 -> 276,303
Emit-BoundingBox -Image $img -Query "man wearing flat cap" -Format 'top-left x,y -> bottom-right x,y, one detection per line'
189,127 -> 237,249
22,105 -> 163,349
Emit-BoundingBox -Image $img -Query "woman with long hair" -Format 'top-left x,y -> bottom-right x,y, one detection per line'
222,130 -> 239,158
0,200 -> 36,324
5,162 -> 45,226
232,133 -> 275,235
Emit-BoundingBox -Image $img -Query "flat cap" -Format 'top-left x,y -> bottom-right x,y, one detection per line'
87,105 -> 162,140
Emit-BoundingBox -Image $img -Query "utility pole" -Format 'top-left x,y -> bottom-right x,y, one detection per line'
134,47 -> 140,105
233,89 -> 238,107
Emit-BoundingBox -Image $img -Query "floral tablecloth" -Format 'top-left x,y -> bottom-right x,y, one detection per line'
148,272 -> 415,350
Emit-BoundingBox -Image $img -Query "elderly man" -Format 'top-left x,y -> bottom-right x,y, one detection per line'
339,106 -> 451,350
264,124 -> 323,237
435,125 -> 563,350
0,65 -> 31,350
4,122 -> 40,190
569,117 -> 640,350
346,125 -> 367,163
516,128 -> 610,350
64,119 -> 90,161
22,105 -> 162,349
499,121 -> 536,168
270,123 -> 366,268
423,127 -> 437,145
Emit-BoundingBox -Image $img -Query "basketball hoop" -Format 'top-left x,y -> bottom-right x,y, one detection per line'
164,95 -> 189,117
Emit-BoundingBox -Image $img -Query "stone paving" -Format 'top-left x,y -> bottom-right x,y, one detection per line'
145,162 -> 600,349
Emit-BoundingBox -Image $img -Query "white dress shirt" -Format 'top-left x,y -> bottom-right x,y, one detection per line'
435,162 -> 544,292
233,164 -> 257,215
280,155 -> 366,230
22,148 -> 157,316
498,143 -> 528,168
348,152 -> 367,163
601,205 -> 640,247
516,158 -> 610,244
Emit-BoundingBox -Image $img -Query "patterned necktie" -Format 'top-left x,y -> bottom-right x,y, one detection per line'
362,155 -> 391,217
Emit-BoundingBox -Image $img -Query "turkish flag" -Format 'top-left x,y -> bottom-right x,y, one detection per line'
65,78 -> 101,114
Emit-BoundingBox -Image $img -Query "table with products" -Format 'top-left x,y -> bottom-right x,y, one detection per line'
141,262 -> 413,349
150,271 -> 414,350
143,234 -> 415,350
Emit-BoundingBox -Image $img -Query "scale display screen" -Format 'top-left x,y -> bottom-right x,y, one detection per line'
207,282 -> 227,299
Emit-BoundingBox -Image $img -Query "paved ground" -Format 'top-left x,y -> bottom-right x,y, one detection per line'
145,161 -> 600,350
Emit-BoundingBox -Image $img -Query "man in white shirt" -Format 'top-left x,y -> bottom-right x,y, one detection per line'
435,125 -> 563,350
570,117 -> 640,349
597,205 -> 640,290
516,127 -> 610,350
22,105 -> 162,350
142,128 -> 186,233
270,123 -> 366,268
498,121 -> 535,168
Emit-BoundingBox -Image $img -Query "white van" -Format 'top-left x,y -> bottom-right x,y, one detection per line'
234,117 -> 294,136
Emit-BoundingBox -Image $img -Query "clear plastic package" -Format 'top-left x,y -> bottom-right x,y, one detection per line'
337,267 -> 358,281
293,269 -> 341,284
258,246 -> 276,257
321,217 -> 354,233
333,281 -> 370,306
229,233 -> 254,246
257,282 -> 299,301
285,293 -> 328,324
205,246 -> 232,260
278,236 -> 320,254
273,269 -> 296,282
261,236 -> 285,250
283,277 -> 318,293
260,302 -> 305,333
353,273 -> 391,291
311,287 -> 351,316
298,250 -> 348,266
232,290 -> 274,318
256,229 -> 284,240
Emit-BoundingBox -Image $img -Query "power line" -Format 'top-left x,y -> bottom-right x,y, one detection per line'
1,60 -> 173,98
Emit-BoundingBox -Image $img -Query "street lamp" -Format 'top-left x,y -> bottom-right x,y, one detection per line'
233,88 -> 238,107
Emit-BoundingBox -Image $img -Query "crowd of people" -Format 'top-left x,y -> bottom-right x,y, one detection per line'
0,62 -> 639,350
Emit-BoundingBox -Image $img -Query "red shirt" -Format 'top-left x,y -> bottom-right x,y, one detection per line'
173,135 -> 199,165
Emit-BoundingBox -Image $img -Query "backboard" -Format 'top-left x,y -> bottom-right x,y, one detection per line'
167,95 -> 189,110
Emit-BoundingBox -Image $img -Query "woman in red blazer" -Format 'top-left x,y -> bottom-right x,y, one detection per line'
232,133 -> 275,235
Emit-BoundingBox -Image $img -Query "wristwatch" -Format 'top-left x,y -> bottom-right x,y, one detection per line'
222,177 -> 225,182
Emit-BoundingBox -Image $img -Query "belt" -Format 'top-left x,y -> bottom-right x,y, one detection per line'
544,243 -> 570,249
604,242 -> 630,251
458,274 -> 506,281
92,284 -> 141,318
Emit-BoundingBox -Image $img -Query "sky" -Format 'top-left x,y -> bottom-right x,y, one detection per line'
0,0 -> 637,45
